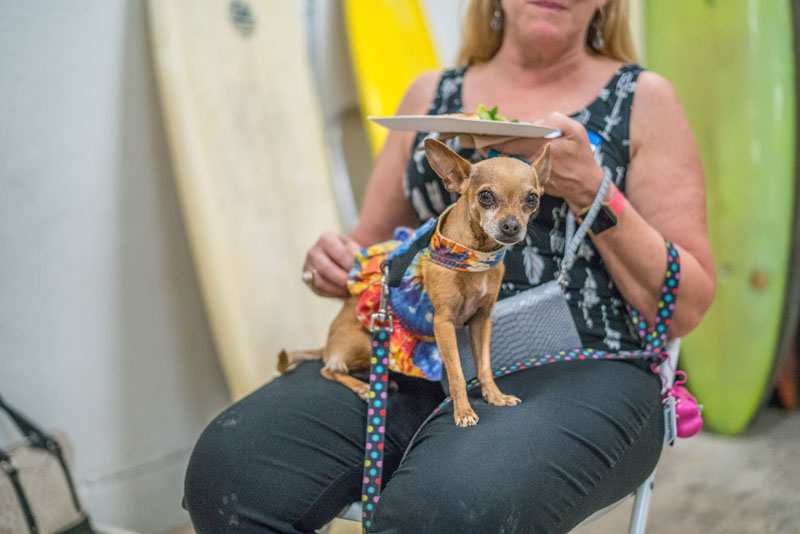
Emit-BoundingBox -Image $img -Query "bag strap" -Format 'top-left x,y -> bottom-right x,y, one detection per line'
0,447 -> 40,534
0,395 -> 84,514
626,240 -> 681,351
0,395 -> 52,450
559,174 -> 612,286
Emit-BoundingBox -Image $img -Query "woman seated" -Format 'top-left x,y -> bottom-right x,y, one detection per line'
183,0 -> 715,532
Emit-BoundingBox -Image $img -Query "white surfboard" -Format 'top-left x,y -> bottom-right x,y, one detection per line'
148,0 -> 342,400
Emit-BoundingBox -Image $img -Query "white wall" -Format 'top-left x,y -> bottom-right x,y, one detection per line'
0,2 -> 229,531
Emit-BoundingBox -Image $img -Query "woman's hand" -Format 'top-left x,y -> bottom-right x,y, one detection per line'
491,112 -> 604,212
302,232 -> 362,298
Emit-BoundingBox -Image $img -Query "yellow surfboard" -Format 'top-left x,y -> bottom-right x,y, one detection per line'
344,0 -> 440,155
148,0 -> 342,400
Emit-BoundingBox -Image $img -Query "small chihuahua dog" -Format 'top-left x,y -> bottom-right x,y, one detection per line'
279,139 -> 551,427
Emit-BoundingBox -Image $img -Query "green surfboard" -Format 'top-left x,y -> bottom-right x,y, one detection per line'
645,1 -> 799,434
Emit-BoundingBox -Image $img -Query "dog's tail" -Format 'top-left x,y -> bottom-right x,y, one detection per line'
276,348 -> 324,373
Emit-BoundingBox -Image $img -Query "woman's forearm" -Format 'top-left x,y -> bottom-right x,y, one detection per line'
584,193 -> 715,338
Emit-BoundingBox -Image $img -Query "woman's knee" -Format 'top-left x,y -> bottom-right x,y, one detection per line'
369,465 -> 546,534
183,361 -> 369,532
183,407 -> 248,530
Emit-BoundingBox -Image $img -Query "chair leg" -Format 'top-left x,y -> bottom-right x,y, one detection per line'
628,470 -> 656,534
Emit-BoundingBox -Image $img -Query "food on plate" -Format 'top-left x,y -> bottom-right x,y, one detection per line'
474,104 -> 520,122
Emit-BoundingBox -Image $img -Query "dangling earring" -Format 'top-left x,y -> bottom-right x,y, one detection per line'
591,9 -> 605,50
490,1 -> 503,32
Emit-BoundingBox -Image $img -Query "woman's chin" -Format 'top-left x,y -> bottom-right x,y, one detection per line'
514,24 -> 571,49
511,16 -> 567,37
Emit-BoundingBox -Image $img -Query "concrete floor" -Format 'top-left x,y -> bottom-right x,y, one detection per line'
171,408 -> 800,534
573,407 -> 800,534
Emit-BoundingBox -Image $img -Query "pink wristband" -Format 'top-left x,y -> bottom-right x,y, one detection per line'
607,186 -> 626,216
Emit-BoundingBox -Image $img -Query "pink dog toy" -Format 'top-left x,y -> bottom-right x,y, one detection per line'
669,371 -> 703,438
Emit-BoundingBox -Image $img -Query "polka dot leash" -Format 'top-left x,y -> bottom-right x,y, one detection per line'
360,278 -> 393,532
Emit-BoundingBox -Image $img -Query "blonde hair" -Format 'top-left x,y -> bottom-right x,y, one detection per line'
456,0 -> 638,66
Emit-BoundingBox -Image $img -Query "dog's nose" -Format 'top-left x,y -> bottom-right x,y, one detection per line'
500,217 -> 520,236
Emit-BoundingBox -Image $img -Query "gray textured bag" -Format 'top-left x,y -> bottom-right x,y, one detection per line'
441,175 -> 611,394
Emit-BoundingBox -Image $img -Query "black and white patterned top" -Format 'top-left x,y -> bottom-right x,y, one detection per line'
403,63 -> 646,351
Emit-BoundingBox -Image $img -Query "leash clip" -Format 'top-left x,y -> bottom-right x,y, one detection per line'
369,263 -> 394,333
369,308 -> 393,333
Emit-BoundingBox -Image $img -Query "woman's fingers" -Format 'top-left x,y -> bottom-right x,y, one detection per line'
303,254 -> 348,298
340,235 -> 364,257
308,246 -> 349,288
535,112 -> 588,141
319,232 -> 358,272
489,137 -> 549,158
311,271 -> 349,298
490,113 -> 584,158
302,232 -> 363,298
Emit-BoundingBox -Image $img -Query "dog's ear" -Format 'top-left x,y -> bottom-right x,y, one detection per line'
424,138 -> 471,193
532,143 -> 552,186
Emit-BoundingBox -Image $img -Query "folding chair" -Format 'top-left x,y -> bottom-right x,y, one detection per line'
321,339 -> 681,534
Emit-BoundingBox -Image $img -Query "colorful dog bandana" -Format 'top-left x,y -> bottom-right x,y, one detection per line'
429,205 -> 506,271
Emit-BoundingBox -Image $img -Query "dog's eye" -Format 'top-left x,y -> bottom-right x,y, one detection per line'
525,191 -> 540,210
478,190 -> 496,208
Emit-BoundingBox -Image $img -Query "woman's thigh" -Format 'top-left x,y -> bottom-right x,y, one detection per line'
370,360 -> 664,534
184,359 -> 445,533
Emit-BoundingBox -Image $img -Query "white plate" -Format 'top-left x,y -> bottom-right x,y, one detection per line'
369,114 -> 561,138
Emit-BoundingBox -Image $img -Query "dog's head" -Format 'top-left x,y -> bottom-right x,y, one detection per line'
424,138 -> 551,245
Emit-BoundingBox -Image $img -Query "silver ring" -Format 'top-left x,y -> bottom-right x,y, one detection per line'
302,269 -> 315,286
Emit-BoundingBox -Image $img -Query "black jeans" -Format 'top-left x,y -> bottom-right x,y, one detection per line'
184,358 -> 663,533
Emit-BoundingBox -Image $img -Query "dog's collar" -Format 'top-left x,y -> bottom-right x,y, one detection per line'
428,204 -> 507,272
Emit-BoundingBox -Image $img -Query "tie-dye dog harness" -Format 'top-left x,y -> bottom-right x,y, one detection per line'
347,204 -> 506,381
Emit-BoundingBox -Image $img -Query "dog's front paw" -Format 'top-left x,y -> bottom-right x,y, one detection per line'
453,403 -> 479,427
482,388 -> 522,407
